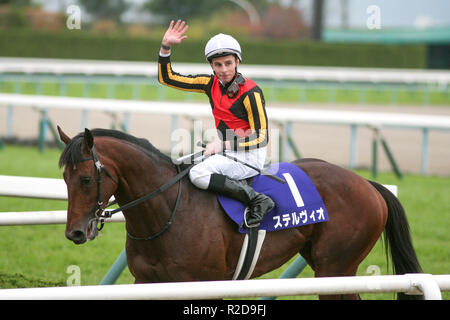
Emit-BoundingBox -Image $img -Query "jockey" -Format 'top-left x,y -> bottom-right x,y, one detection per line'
158,20 -> 274,228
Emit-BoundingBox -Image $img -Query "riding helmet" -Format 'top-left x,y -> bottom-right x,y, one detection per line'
204,33 -> 242,62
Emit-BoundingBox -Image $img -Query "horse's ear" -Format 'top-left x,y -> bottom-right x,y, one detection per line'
57,125 -> 71,145
82,128 -> 94,152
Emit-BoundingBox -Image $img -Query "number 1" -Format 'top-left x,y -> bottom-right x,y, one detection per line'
282,173 -> 305,207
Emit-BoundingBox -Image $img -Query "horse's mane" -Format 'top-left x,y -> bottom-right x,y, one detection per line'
58,128 -> 172,168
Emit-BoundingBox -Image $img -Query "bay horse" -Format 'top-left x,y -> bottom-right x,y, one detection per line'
57,126 -> 422,300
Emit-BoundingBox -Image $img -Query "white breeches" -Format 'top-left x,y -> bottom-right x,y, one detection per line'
189,147 -> 267,190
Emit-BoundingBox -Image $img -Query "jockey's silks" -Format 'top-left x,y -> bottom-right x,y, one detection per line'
158,55 -> 269,151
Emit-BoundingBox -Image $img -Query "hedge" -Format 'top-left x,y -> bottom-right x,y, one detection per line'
0,30 -> 427,68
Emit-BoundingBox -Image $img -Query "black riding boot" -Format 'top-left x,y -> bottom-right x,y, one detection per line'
208,173 -> 275,228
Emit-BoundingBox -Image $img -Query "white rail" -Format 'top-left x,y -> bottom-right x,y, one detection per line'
1,93 -> 449,131
0,174 -> 66,200
0,174 -> 118,201
0,210 -> 124,226
0,175 -> 122,225
0,274 -> 448,300
1,57 -> 449,86
1,93 -> 449,176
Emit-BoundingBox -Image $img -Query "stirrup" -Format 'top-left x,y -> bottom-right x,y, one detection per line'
242,207 -> 261,229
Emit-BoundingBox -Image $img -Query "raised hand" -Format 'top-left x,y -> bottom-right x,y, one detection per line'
162,20 -> 189,47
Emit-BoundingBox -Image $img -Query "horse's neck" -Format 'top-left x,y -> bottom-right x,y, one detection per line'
102,140 -> 177,233
118,149 -> 172,198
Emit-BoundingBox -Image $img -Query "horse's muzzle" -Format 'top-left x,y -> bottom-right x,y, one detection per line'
66,218 -> 98,244
66,229 -> 87,244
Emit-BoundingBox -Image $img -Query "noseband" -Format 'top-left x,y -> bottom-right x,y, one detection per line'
80,146 -> 191,240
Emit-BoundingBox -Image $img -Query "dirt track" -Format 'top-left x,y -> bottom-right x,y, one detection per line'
1,102 -> 449,177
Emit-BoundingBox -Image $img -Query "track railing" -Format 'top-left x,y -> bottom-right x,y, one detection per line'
0,274 -> 448,300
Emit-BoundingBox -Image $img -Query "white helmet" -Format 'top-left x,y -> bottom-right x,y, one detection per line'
204,33 -> 242,62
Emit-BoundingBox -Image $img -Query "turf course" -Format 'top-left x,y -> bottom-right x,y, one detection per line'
0,145 -> 448,299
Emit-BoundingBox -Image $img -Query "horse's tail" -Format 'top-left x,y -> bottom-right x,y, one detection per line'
368,180 -> 423,300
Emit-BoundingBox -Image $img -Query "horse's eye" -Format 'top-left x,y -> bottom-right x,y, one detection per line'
80,176 -> 92,186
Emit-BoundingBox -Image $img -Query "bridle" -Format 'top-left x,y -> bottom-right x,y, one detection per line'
80,146 -> 193,240
80,146 -> 118,220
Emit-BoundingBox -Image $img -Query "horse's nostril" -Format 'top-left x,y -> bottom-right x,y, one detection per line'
66,229 -> 86,244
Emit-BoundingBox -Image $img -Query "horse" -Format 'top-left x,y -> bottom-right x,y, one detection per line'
57,126 -> 423,300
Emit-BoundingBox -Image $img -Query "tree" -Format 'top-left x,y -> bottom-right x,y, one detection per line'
0,0 -> 31,5
144,0 -> 226,22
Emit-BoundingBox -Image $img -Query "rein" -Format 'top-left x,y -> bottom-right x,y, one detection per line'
82,146 -> 195,241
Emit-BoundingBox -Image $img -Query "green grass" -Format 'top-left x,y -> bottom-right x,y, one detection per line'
0,272 -> 65,289
2,80 -> 449,105
0,145 -> 448,300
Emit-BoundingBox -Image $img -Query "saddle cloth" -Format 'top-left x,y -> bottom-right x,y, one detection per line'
218,162 -> 329,234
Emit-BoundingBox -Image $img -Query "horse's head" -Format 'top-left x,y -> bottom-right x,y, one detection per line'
58,126 -> 118,244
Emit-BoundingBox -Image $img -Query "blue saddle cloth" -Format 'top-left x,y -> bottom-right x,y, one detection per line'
218,162 -> 329,234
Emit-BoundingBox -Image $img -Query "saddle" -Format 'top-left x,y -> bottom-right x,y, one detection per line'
218,162 -> 329,280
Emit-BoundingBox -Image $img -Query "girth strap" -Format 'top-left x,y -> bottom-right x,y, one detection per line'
233,227 -> 267,280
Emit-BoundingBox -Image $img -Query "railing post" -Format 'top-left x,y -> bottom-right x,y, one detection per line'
349,124 -> 358,170
38,109 -> 48,152
380,137 -> 403,179
371,131 -> 378,178
100,248 -> 127,285
421,128 -> 429,176
259,255 -> 308,300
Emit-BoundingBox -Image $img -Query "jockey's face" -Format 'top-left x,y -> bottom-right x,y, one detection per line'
210,55 -> 240,85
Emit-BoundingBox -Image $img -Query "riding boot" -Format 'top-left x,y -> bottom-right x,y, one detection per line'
208,173 -> 275,228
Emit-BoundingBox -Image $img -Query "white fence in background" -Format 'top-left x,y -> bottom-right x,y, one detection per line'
0,210 -> 124,226
1,57 -> 449,86
1,93 -> 449,130
0,174 -> 66,200
1,92 -> 449,175
0,175 -> 122,225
